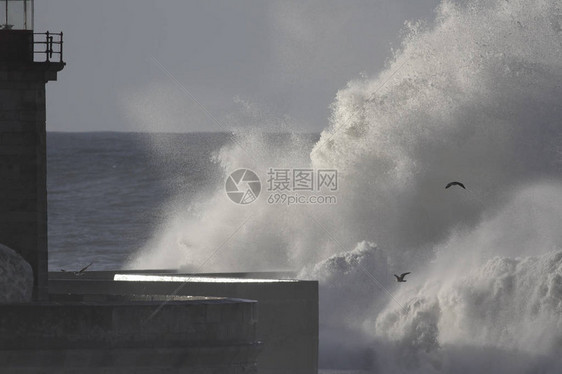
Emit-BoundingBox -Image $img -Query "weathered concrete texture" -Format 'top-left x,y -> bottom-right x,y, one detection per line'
0,243 -> 33,303
0,31 -> 33,63
0,297 -> 261,373
0,51 -> 63,301
49,271 -> 319,374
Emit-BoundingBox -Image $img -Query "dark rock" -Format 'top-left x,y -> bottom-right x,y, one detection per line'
0,243 -> 33,303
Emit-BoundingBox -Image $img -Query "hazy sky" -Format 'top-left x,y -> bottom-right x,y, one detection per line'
36,0 -> 439,132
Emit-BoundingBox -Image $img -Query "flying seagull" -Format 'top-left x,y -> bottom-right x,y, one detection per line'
61,262 -> 93,276
394,272 -> 411,282
445,181 -> 466,189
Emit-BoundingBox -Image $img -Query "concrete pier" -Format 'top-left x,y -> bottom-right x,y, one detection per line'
50,270 -> 319,374
0,296 -> 261,373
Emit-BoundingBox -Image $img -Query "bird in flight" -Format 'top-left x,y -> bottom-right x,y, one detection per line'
445,181 -> 466,189
394,272 -> 411,282
61,262 -> 93,276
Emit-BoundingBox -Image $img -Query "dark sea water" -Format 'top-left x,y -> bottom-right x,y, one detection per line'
47,132 -> 231,271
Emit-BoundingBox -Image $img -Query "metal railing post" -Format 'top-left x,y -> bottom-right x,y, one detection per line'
60,32 -> 63,63
45,31 -> 50,62
48,35 -> 53,60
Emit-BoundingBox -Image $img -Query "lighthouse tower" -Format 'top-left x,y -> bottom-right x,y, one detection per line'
0,0 -> 64,300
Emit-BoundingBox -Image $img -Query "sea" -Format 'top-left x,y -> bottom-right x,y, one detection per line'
47,132 -> 235,271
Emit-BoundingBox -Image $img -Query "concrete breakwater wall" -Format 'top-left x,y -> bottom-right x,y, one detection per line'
49,271 -> 319,374
0,296 -> 261,373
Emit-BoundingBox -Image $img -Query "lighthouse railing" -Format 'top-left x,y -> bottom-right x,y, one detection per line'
33,31 -> 63,63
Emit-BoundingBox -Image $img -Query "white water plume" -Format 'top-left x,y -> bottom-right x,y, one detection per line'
128,0 -> 562,371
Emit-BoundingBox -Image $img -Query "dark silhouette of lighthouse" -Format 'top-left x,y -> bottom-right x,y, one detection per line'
0,0 -> 64,300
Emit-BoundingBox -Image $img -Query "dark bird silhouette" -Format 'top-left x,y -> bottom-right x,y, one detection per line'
394,272 -> 411,282
61,262 -> 93,276
445,181 -> 466,189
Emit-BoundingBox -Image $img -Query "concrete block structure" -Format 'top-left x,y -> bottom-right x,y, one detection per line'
0,296 -> 262,373
50,270 -> 320,374
0,0 -> 64,300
